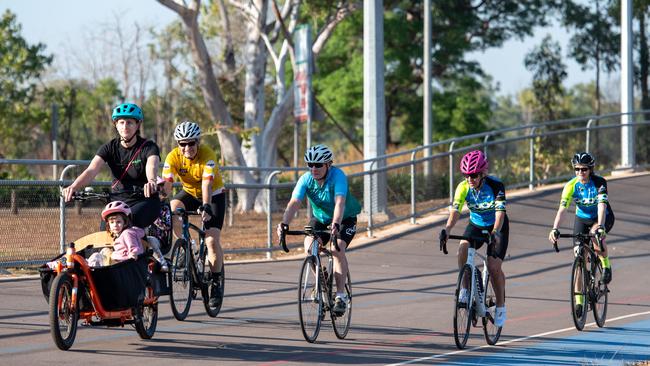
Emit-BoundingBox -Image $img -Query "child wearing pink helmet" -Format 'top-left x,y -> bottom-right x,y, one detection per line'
89,201 -> 167,270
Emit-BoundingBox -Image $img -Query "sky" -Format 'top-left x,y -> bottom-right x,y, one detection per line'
4,0 -> 602,97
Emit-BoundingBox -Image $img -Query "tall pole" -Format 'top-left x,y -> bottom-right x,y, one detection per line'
363,0 -> 387,219
423,0 -> 432,177
51,104 -> 59,180
621,0 -> 635,169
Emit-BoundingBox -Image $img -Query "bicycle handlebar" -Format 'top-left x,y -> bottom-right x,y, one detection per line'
439,229 -> 492,256
553,232 -> 601,252
279,226 -> 340,253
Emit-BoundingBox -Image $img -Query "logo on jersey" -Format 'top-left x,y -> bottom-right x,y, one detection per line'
598,185 -> 606,193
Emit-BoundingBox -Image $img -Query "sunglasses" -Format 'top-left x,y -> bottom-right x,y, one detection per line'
464,173 -> 481,179
574,167 -> 589,172
178,140 -> 197,148
307,163 -> 324,168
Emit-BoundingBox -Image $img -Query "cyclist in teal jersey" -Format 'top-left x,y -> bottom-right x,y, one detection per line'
441,150 -> 508,327
549,152 -> 614,315
277,145 -> 361,315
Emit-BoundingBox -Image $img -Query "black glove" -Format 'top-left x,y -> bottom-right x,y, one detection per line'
198,204 -> 213,216
550,228 -> 560,241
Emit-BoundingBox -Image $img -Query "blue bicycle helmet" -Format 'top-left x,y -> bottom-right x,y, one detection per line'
111,103 -> 144,122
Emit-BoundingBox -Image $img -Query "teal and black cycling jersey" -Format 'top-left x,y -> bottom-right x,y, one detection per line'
560,174 -> 610,220
291,166 -> 361,225
451,176 -> 507,227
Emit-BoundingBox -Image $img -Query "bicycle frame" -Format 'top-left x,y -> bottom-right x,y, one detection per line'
172,208 -> 208,286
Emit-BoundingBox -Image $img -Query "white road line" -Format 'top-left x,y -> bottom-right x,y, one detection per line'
385,310 -> 650,366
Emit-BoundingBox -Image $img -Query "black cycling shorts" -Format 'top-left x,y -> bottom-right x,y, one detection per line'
573,209 -> 615,238
172,190 -> 226,230
308,216 -> 357,248
462,215 -> 509,260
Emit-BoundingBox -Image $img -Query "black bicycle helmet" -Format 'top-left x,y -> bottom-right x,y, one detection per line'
571,152 -> 595,167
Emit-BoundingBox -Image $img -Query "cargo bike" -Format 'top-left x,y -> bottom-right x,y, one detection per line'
39,190 -> 171,350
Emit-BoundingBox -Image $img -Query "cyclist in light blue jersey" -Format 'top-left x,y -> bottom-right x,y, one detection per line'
277,145 -> 361,315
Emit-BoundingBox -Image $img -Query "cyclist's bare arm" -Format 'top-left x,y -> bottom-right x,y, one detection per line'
549,206 -> 567,243
200,178 -> 213,221
63,155 -> 105,202
444,210 -> 461,238
493,210 -> 505,233
331,195 -> 345,236
596,202 -> 607,228
278,198 -> 302,238
143,155 -> 160,197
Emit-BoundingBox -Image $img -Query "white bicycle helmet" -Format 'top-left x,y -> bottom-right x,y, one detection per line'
304,144 -> 333,163
174,121 -> 201,141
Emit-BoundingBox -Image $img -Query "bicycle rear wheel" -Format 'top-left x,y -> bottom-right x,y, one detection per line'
169,239 -> 192,321
454,264 -> 473,349
570,256 -> 588,331
298,256 -> 322,343
482,272 -> 502,345
591,259 -> 608,328
332,271 -> 352,339
202,263 -> 225,318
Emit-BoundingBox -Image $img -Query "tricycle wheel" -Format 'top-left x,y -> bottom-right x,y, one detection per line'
49,273 -> 78,350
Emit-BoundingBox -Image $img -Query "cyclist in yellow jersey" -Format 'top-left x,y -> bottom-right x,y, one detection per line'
162,121 -> 226,308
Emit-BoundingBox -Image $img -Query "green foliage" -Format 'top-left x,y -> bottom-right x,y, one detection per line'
0,10 -> 53,160
524,35 -> 569,121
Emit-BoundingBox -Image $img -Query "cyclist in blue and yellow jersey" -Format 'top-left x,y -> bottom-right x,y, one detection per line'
548,152 -> 614,315
441,150 -> 509,327
276,145 -> 361,315
162,121 -> 226,308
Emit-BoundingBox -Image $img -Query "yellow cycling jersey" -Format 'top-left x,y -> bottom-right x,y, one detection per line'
162,145 -> 224,198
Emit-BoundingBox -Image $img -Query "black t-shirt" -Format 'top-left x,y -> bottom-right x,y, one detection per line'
96,136 -> 160,190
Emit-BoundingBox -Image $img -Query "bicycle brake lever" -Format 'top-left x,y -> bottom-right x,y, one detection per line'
553,241 -> 559,253
279,232 -> 289,253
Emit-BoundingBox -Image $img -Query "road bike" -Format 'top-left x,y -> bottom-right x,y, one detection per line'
553,232 -> 608,330
280,226 -> 352,343
40,190 -> 164,350
168,207 -> 224,320
440,229 -> 502,349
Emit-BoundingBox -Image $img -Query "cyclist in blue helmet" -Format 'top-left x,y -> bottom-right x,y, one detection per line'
62,102 -> 162,230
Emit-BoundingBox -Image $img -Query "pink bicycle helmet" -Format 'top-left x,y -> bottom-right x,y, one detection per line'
101,201 -> 132,221
460,150 -> 489,175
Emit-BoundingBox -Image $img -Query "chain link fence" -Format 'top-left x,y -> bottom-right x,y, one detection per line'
1,112 -> 649,267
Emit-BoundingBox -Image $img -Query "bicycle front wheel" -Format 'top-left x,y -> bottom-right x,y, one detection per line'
482,272 -> 502,345
454,264 -> 473,349
332,271 -> 352,339
49,273 -> 78,350
298,256 -> 323,343
591,259 -> 608,328
570,256 -> 588,331
169,239 -> 192,321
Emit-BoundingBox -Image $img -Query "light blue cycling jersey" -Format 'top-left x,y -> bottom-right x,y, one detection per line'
560,175 -> 610,220
451,176 -> 507,227
292,166 -> 361,224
